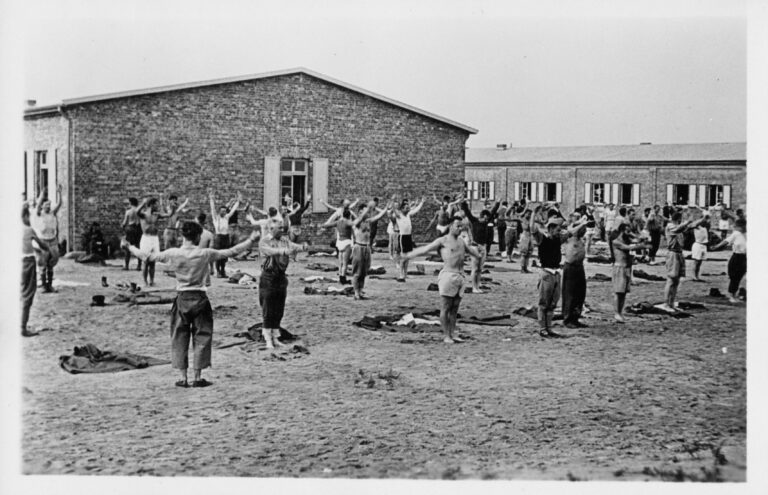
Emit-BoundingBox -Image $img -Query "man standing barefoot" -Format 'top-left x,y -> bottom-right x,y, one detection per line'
611,223 -> 650,322
33,185 -> 62,292
350,202 -> 390,299
21,204 -> 50,337
659,210 -> 705,312
402,218 -> 482,343
121,197 -> 143,271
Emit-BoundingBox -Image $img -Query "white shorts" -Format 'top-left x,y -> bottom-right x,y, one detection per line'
691,242 -> 707,261
140,234 -> 160,254
436,224 -> 449,235
336,238 -> 353,252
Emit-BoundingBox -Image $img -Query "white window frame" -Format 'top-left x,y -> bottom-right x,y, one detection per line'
280,158 -> 308,206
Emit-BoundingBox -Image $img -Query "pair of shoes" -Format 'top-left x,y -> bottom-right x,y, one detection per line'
191,379 -> 213,388
175,380 -> 188,388
21,329 -> 39,337
395,278 -> 405,283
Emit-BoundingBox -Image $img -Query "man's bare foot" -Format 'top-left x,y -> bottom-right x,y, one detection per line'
471,288 -> 485,294
442,337 -> 455,344
452,336 -> 465,343
614,314 -> 626,323
656,303 -> 675,312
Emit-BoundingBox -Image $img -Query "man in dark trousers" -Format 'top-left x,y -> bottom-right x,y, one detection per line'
561,212 -> 589,328
530,204 -> 587,338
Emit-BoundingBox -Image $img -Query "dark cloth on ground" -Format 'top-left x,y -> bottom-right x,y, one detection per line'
59,343 -> 169,374
588,273 -> 611,282
306,262 -> 338,272
75,253 -> 106,264
586,254 -> 612,264
624,302 -> 693,318
633,269 -> 666,281
303,285 -> 354,296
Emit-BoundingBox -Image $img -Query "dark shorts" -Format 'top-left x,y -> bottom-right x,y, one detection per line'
125,224 -> 142,246
399,234 -> 414,254
259,273 -> 288,329
213,234 -> 230,250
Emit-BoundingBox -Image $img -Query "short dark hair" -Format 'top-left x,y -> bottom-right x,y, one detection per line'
128,197 -> 138,206
644,208 -> 651,215
734,218 -> 746,231
443,195 -> 451,202
181,221 -> 203,241
196,212 -> 207,224
342,208 -> 351,219
169,194 -> 178,201
267,207 -> 278,217
480,209 -> 491,218
501,201 -> 508,206
671,212 -> 683,223
373,197 -> 379,203
619,207 -> 627,216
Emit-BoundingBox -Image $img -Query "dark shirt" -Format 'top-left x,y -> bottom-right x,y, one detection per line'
538,236 -> 562,269
288,201 -> 310,226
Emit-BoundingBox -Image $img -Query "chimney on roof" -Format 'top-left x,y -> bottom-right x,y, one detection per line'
640,142 -> 652,145
26,99 -> 36,107
496,144 -> 508,150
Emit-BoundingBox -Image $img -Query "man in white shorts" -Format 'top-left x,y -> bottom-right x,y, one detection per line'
691,214 -> 710,281
402,217 -> 482,343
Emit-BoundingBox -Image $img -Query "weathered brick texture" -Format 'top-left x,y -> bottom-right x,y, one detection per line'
28,73 -> 470,249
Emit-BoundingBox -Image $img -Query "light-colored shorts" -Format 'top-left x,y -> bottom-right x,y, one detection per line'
436,224 -> 449,235
612,265 -> 632,294
388,233 -> 401,258
437,269 -> 464,298
518,233 -> 533,255
691,242 -> 707,261
36,238 -> 60,268
665,251 -> 686,279
336,238 -> 353,252
140,234 -> 160,254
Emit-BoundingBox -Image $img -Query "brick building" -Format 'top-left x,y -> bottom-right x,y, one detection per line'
464,143 -> 746,212
23,68 -> 477,251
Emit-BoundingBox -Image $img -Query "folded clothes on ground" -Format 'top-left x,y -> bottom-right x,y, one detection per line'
306,263 -> 338,272
368,265 -> 386,275
633,269 -> 665,281
301,275 -> 337,283
303,285 -> 354,296
588,273 -> 612,282
512,306 -> 563,321
456,314 -> 518,327
464,285 -> 491,293
625,302 -> 692,318
59,343 -> 169,374
75,253 -> 106,265
586,255 -> 612,264
353,311 -> 441,331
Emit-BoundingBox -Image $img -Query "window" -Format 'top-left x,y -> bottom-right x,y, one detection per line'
478,181 -> 492,199
618,183 -> 633,204
35,150 -> 48,199
280,158 -> 307,205
544,183 -> 558,202
706,185 -> 727,206
671,184 -> 690,205
520,182 -> 533,200
466,181 -> 493,200
593,183 -> 605,203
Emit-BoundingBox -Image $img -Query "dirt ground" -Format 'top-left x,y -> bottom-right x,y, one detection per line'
20,242 -> 746,481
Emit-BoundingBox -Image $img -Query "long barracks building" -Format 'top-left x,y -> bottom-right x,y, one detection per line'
464,142 -> 746,211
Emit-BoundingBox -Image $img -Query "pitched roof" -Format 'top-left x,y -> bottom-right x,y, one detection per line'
25,67 -> 477,134
466,142 -> 746,164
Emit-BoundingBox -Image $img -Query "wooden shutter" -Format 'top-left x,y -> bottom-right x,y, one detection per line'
666,184 -> 674,204
688,184 -> 697,206
612,184 -> 620,205
584,182 -> 591,203
604,182 -> 611,203
263,156 -> 281,210
723,185 -> 731,207
312,158 -> 329,213
632,184 -> 640,205
514,182 -> 520,201
698,185 -> 707,207
538,182 -> 545,202
489,181 -> 495,200
555,183 -> 562,202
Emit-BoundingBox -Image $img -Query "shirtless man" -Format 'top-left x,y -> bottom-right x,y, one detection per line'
287,194 -> 312,243
427,194 -> 463,238
196,212 -> 215,286
33,185 -> 62,292
161,193 -> 190,249
402,217 -> 482,343
137,197 -> 165,286
562,212 -> 589,328
611,223 -> 650,322
350,202 -> 390,299
121,197 -> 143,271
208,189 -> 241,278
394,197 -> 426,281
323,207 -> 355,284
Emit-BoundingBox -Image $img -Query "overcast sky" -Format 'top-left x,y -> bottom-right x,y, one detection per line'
15,1 -> 748,149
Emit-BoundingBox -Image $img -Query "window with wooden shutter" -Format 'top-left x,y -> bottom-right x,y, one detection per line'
538,182 -> 545,202
514,182 -> 520,201
604,183 -> 611,203
631,184 -> 640,205
723,185 -> 731,207
312,158 -> 329,212
489,181 -> 495,200
697,185 -> 707,207
612,184 -> 619,205
584,182 -> 592,203
555,183 -> 562,202
687,185 -> 697,206
263,156 -> 281,210
666,184 -> 674,203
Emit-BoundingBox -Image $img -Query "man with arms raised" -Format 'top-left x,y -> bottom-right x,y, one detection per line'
402,217 -> 482,344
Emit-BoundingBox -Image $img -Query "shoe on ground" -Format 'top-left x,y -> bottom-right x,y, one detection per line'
21,329 -> 39,337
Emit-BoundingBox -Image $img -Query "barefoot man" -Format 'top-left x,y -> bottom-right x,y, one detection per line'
33,185 -> 62,292
350,202 -> 390,299
402,217 -> 482,343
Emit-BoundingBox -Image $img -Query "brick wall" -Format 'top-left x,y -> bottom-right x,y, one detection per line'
23,114 -> 71,248
62,73 -> 469,248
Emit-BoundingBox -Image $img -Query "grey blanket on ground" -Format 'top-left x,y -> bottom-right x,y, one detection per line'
624,302 -> 693,318
306,262 -> 338,272
303,286 -> 354,296
589,273 -> 612,282
59,343 -> 169,374
633,269 -> 666,281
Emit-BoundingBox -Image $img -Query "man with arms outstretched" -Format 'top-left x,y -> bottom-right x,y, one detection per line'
402,217 -> 482,343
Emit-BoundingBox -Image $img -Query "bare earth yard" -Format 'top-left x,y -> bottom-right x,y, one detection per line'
21,245 -> 746,481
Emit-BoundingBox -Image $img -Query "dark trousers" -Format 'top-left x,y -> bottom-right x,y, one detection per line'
649,230 -> 662,260
351,244 -> 371,292
170,291 -> 213,370
497,225 -> 507,253
369,221 -> 378,248
213,234 -> 230,276
259,272 -> 288,328
727,253 -> 747,295
562,262 -> 586,324
21,257 -> 37,331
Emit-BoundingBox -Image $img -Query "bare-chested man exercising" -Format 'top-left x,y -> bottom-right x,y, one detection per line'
350,201 -> 390,299
402,217 -> 482,343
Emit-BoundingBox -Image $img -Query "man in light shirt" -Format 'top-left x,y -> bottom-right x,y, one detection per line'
208,189 -> 241,278
33,185 -> 62,293
122,221 -> 258,388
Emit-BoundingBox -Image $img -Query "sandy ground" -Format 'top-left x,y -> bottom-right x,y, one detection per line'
20,243 -> 746,481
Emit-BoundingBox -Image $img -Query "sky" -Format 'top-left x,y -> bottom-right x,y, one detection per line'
15,0 -> 747,148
